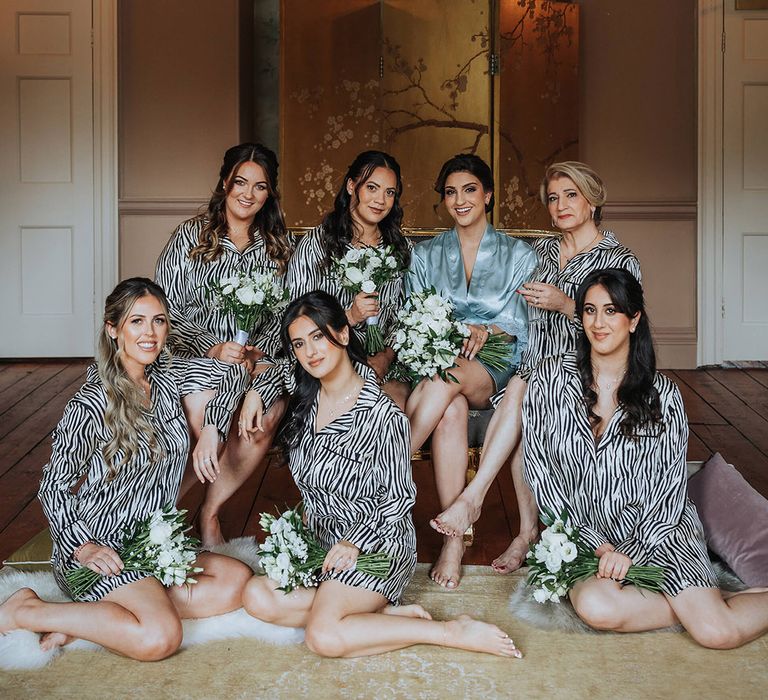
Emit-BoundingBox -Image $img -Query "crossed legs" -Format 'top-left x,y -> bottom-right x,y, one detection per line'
570,576 -> 768,649
242,575 -> 521,658
0,553 -> 251,659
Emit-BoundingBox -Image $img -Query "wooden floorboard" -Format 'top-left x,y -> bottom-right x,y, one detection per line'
1,363 -> 767,566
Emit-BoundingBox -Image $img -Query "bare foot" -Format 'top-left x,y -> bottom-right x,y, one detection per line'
443,614 -> 522,658
381,604 -> 432,620
39,631 -> 75,651
429,537 -> 465,589
0,588 -> 39,634
430,495 -> 481,538
199,511 -> 225,548
491,532 -> 536,574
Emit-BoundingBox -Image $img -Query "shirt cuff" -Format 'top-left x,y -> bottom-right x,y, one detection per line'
341,522 -> 382,553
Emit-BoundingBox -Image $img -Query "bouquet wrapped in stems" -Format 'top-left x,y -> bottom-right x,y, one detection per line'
390,287 -> 513,386
257,504 -> 392,593
207,271 -> 289,345
526,507 -> 665,604
65,505 -> 202,600
332,245 -> 404,355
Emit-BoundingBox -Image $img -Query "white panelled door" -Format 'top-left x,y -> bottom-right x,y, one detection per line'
722,3 -> 768,360
0,0 -> 95,357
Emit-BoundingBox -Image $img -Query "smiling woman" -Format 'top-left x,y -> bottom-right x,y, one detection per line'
403,153 -> 538,589
0,278 -> 251,661
287,150 -> 412,410
154,143 -> 295,547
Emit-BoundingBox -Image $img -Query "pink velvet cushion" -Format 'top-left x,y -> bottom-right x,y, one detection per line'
687,452 -> 768,587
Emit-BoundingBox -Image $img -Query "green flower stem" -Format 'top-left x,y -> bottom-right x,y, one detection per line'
365,323 -> 386,355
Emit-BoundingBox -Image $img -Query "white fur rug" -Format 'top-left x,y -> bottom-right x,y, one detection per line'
508,561 -> 745,634
0,537 -> 304,671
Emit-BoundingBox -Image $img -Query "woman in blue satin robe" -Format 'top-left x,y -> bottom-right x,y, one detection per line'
404,154 -> 537,589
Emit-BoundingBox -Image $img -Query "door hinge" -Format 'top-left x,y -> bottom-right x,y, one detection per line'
489,53 -> 500,76
721,31 -> 726,53
379,56 -> 384,79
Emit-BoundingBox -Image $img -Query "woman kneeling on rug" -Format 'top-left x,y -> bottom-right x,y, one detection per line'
238,291 -> 521,658
0,278 -> 251,660
523,268 -> 768,649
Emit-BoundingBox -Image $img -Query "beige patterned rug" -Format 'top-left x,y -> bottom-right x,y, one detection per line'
2,563 -> 767,700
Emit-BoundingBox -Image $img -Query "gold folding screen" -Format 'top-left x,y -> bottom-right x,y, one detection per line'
280,0 -> 578,229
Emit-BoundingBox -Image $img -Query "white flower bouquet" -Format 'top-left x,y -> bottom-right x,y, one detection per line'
207,271 -> 289,345
390,287 -> 513,385
65,505 -> 202,599
526,507 -> 665,604
331,245 -> 403,355
257,504 -> 391,593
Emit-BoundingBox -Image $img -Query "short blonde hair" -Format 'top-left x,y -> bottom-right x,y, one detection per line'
539,161 -> 607,225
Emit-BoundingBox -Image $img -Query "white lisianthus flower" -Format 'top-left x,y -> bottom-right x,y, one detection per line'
559,541 -> 578,563
533,543 -> 549,563
270,518 -> 286,534
345,248 -> 363,263
236,286 -> 257,305
345,267 -> 364,285
222,284 -> 234,295
361,280 -> 376,294
549,590 -> 562,603
368,255 -> 382,268
148,521 -> 173,545
385,256 -> 397,268
533,588 -> 550,603
545,549 -> 563,573
157,550 -> 174,568
253,289 -> 265,305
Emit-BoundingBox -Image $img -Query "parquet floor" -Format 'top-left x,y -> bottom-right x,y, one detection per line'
1,360 -> 767,565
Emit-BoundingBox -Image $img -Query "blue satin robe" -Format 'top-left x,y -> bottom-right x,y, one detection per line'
405,224 -> 538,384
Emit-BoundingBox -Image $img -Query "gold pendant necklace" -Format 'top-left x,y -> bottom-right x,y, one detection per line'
562,231 -> 601,264
321,382 -> 363,417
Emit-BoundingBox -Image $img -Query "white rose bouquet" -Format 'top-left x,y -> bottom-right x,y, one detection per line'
257,504 -> 391,594
525,507 -> 665,604
331,245 -> 403,355
390,287 -> 513,385
207,270 -> 289,345
65,505 -> 202,599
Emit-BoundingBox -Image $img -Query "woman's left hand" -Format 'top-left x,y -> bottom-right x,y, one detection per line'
596,546 -> 632,581
519,282 -> 574,317
322,540 -> 360,574
461,323 -> 490,361
242,345 -> 266,375
192,424 -> 221,483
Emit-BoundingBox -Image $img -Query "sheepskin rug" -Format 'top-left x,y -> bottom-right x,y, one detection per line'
0,537 -> 304,670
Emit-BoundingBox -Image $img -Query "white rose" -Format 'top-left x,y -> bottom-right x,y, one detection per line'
253,289 -> 265,305
345,267 -> 364,284
385,256 -> 397,268
361,279 -> 377,294
148,521 -> 173,545
222,284 -> 234,295
368,256 -> 382,268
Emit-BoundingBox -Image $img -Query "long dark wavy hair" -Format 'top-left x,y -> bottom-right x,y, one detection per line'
279,291 -> 368,449
434,153 -> 495,213
575,268 -> 662,437
320,150 -> 409,270
190,142 -> 292,273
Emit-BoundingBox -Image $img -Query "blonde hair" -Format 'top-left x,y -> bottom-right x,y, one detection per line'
96,278 -> 167,480
539,161 -> 607,225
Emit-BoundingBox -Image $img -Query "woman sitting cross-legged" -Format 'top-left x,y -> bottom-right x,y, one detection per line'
0,278 -> 251,660
237,291 -> 521,659
405,154 -> 538,588
523,268 -> 768,649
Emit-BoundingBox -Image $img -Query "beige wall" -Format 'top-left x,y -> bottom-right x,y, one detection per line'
577,0 -> 698,367
118,0 -> 699,367
118,0 -> 242,279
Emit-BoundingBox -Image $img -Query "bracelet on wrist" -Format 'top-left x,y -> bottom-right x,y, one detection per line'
73,542 -> 90,562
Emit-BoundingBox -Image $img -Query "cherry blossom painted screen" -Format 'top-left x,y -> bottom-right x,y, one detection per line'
279,0 -> 578,229
497,1 -> 579,229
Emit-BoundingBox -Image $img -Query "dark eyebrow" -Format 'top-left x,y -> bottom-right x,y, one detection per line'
290,325 -> 321,342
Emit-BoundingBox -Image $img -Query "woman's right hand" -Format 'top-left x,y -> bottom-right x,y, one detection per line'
239,390 -> 265,442
346,292 -> 380,326
206,341 -> 246,365
75,543 -> 124,576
